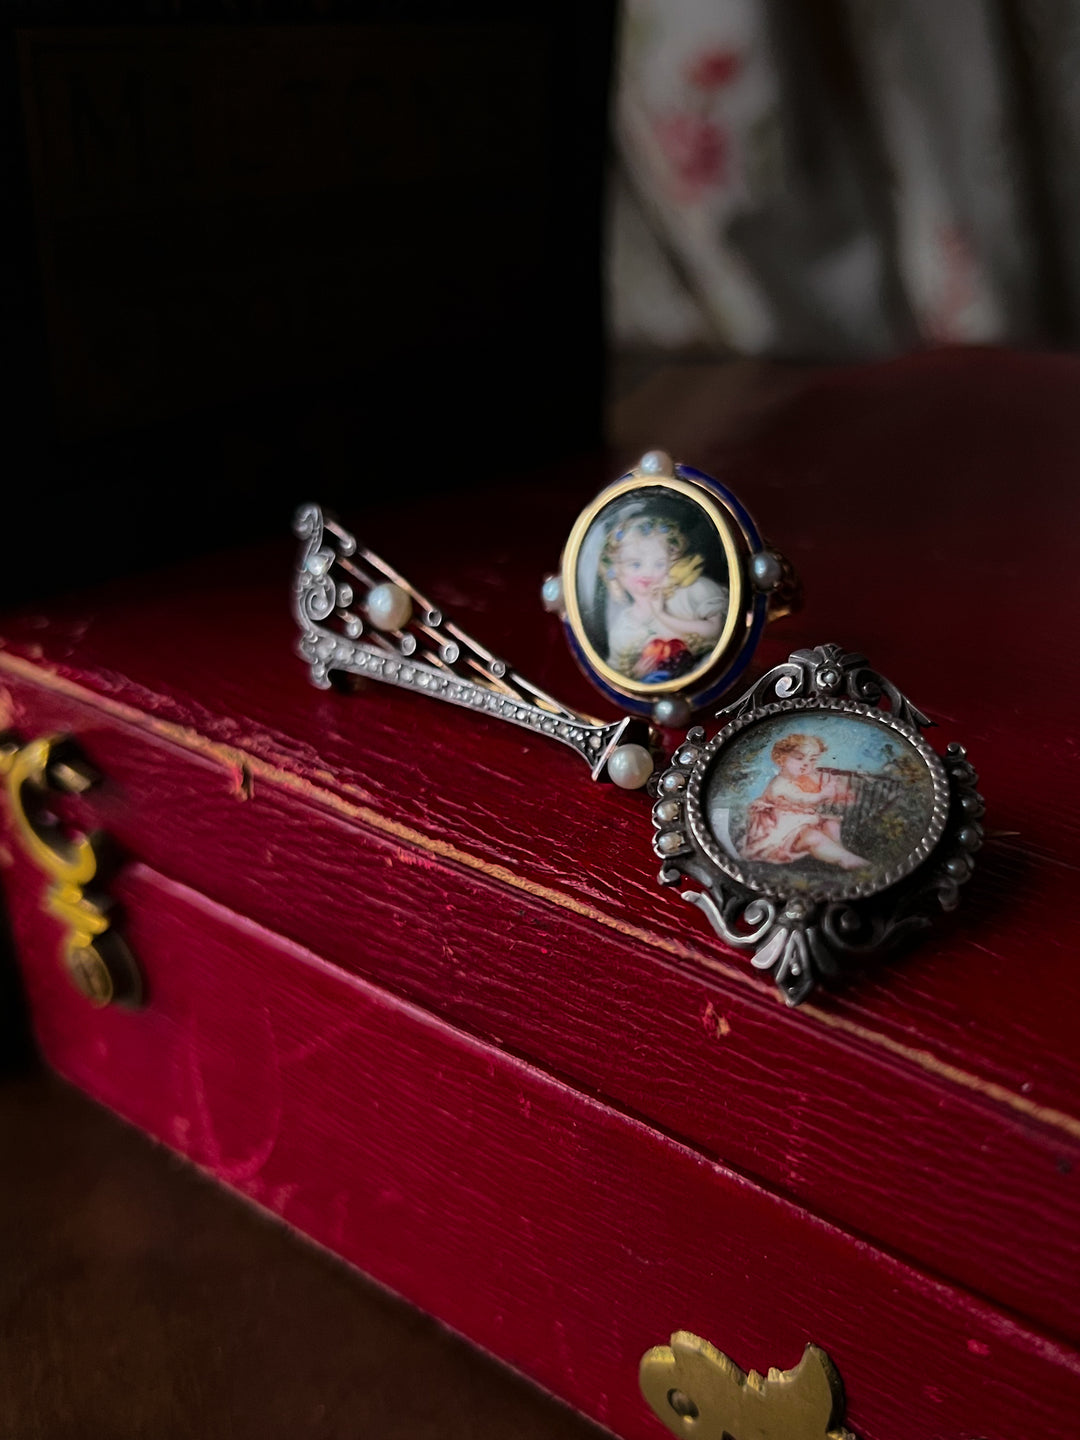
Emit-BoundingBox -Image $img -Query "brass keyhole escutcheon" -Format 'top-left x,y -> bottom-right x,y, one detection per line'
640,1331 -> 857,1440
0,733 -> 142,1008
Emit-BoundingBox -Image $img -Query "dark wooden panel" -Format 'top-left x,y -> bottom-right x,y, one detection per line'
19,23 -> 554,432
3,8 -> 614,600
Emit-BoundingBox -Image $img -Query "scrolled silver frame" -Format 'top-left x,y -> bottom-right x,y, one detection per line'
650,644 -> 984,1006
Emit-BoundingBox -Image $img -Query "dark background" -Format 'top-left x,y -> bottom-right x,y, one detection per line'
0,2 -> 616,604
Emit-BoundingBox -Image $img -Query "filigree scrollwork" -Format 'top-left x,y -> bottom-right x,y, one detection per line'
293,503 -> 337,633
291,504 -> 655,782
651,651 -> 981,1005
721,644 -> 932,731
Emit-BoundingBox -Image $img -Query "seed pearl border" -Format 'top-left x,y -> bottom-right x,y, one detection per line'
679,699 -> 951,905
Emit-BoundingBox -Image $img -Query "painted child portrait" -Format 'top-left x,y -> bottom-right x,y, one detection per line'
581,499 -> 729,684
741,733 -> 868,871
704,712 -> 936,894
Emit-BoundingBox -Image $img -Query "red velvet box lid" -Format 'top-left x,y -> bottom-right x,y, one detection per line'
2,348 -> 1078,1347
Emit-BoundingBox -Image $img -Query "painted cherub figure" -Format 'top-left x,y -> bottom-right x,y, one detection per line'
602,515 -> 728,682
742,733 -> 869,871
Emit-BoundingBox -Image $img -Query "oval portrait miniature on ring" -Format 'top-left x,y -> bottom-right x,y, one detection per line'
575,483 -> 736,690
553,453 -> 797,720
699,709 -> 944,901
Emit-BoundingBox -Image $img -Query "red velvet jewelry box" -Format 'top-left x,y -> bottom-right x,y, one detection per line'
2,350 -> 1079,1440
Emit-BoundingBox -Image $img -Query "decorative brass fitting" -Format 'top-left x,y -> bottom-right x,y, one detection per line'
0,733 -> 141,1007
640,1331 -> 857,1440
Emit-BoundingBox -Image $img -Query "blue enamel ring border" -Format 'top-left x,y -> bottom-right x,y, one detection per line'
561,463 -> 768,720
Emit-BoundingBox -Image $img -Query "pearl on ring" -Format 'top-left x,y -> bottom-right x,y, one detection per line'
751,551 -> 783,591
607,743 -> 654,789
639,449 -> 674,477
652,696 -> 692,728
541,575 -> 563,612
366,582 -> 413,631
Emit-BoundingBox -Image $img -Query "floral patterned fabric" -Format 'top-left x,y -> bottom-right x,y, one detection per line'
610,0 -> 1080,358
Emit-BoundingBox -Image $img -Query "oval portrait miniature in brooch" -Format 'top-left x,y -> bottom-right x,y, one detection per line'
544,450 -> 799,723
701,708 -> 945,899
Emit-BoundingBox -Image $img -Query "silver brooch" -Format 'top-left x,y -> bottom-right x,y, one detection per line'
650,646 -> 983,1005
293,504 -> 656,789
543,449 -> 800,726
